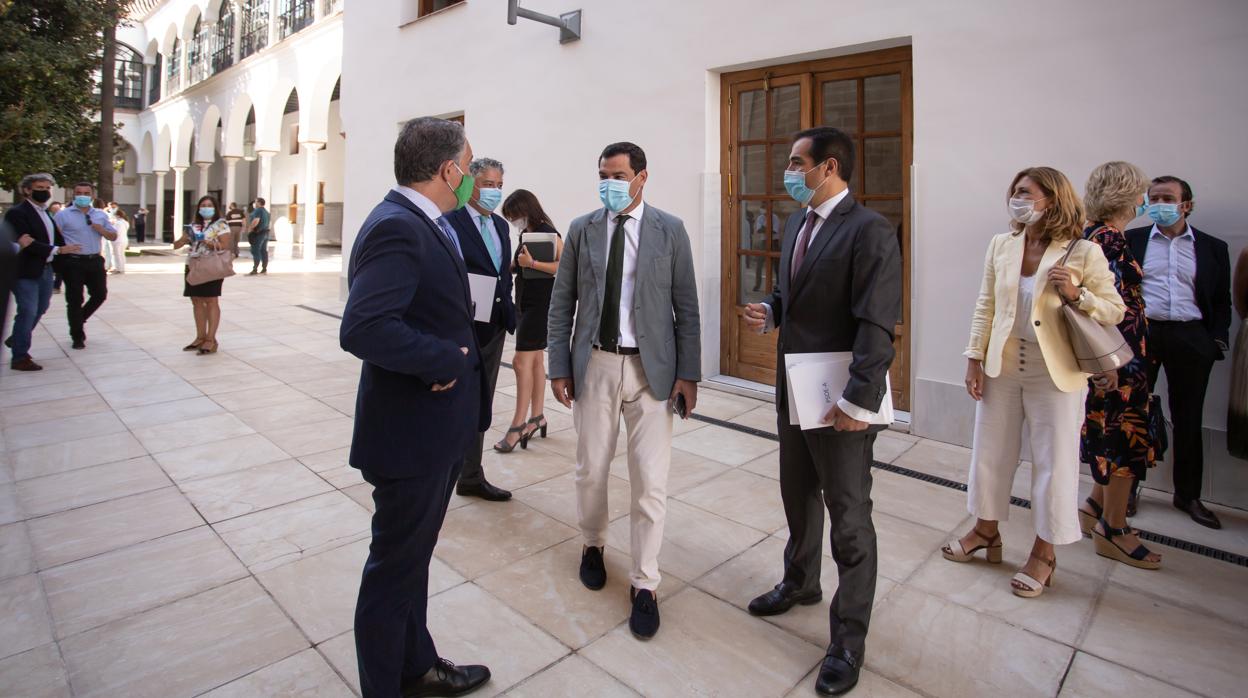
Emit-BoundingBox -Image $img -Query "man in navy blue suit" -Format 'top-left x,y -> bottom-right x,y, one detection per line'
341,117 -> 491,698
441,157 -> 515,501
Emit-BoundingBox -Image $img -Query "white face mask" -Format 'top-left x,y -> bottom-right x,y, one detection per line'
1008,197 -> 1044,225
509,217 -> 528,232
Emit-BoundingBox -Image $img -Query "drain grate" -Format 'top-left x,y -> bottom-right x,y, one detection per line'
306,307 -> 1247,568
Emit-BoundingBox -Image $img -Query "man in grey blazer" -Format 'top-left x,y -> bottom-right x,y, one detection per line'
744,127 -> 901,696
547,141 -> 701,640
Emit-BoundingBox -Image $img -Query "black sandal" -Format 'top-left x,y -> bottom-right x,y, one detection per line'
493,424 -> 530,453
1093,518 -> 1161,570
1078,497 -> 1103,535
526,414 -> 548,439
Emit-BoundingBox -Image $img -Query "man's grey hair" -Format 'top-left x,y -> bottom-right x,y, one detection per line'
19,173 -> 55,192
394,117 -> 465,185
469,158 -> 504,177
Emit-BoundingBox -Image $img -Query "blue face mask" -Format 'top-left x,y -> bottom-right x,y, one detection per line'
476,187 -> 502,212
198,207 -> 216,220
783,162 -> 830,205
73,195 -> 92,208
598,176 -> 637,213
1147,202 -> 1181,227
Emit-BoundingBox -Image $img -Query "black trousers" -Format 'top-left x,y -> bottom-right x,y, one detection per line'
1146,320 -> 1218,502
355,459 -> 461,698
459,329 -> 505,486
778,412 -> 878,657
59,255 -> 107,341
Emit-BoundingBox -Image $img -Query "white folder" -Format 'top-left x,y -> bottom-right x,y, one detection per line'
784,352 -> 894,430
467,273 -> 496,323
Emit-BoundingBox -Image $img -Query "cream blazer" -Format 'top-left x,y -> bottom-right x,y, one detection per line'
965,232 -> 1126,393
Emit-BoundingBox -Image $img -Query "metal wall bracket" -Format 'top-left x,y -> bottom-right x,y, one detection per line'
507,0 -> 582,44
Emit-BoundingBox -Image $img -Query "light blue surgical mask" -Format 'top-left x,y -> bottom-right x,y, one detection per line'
598,176 -> 637,213
783,162 -> 830,205
1147,202 -> 1181,227
73,195 -> 92,208
198,207 -> 216,220
476,187 -> 502,212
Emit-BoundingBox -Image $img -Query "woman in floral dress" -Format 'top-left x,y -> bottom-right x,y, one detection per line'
1078,161 -> 1161,569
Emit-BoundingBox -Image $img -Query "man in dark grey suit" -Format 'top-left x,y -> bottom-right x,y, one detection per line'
547,141 -> 701,640
744,127 -> 901,696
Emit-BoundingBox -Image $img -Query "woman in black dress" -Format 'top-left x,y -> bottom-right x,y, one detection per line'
173,195 -> 232,355
495,190 -> 563,452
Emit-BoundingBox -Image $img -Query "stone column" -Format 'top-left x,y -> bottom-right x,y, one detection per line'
268,0 -> 280,46
171,166 -> 188,234
256,150 -> 276,214
153,170 -> 167,242
300,141 -> 324,263
138,173 -> 149,211
230,0 -> 243,64
223,156 -> 241,209
195,161 -> 212,199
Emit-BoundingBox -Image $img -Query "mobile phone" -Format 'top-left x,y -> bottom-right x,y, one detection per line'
670,393 -> 688,419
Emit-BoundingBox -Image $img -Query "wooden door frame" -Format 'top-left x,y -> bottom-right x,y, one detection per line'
718,46 -> 913,404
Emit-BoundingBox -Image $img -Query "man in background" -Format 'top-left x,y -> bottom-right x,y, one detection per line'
247,197 -> 271,275
53,182 -> 115,350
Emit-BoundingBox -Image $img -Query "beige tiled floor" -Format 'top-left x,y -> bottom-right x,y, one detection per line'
1,255 -> 1246,697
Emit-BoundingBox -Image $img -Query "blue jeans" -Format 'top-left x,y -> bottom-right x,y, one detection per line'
248,232 -> 269,269
10,267 -> 53,364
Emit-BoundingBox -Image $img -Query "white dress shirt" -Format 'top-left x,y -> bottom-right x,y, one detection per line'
395,186 -> 462,258
606,200 -> 645,349
1141,224 -> 1201,322
760,188 -> 877,422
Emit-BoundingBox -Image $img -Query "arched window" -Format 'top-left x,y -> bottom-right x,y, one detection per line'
213,0 -> 235,74
92,42 -> 145,109
166,39 -> 182,93
240,0 -> 269,59
188,17 -> 209,84
149,53 -> 162,104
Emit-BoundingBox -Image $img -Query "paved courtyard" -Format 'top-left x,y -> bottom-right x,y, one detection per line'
1,253 -> 1245,698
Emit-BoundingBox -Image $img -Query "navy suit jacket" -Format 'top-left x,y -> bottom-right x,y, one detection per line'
3,200 -> 63,280
443,206 -> 516,344
1126,224 -> 1232,355
341,190 -> 490,477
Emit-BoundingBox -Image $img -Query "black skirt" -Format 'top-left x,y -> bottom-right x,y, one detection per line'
183,265 -> 224,297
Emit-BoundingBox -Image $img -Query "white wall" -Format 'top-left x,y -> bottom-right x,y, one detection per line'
345,0 -> 1248,502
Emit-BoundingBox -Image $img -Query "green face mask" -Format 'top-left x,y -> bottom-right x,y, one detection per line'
447,162 -> 474,210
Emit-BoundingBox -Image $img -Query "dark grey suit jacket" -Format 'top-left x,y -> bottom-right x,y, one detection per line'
548,204 -> 701,401
767,194 -> 902,422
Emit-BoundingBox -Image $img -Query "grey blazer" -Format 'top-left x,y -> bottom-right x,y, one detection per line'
767,194 -> 902,419
548,204 -> 702,401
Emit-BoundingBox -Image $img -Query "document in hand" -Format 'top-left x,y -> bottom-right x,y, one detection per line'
784,352 -> 894,430
519,232 -> 558,279
467,273 -> 496,323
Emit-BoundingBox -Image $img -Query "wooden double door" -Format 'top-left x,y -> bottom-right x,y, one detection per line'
719,46 -> 913,411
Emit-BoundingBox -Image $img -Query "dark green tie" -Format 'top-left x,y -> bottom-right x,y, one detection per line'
599,214 -> 630,350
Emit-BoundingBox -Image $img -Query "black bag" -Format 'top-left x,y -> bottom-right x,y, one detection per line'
1148,394 -> 1169,462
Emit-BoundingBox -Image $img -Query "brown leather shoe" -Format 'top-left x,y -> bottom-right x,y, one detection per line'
10,357 -> 42,371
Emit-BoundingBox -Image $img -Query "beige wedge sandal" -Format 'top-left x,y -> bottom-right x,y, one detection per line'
1011,555 -> 1056,598
941,529 -> 1003,564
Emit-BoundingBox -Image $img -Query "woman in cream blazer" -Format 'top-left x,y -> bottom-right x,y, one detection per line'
942,166 -> 1125,599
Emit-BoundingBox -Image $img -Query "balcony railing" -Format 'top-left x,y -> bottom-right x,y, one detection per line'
240,2 -> 269,59
278,0 -> 315,40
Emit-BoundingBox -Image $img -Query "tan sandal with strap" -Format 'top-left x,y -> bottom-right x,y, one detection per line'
1011,555 -> 1056,598
941,528 -> 1003,563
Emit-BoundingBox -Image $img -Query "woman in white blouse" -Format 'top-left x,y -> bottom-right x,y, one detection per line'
943,167 -> 1125,598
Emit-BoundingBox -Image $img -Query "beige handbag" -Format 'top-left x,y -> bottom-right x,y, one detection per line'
1057,240 -> 1134,373
186,247 -> 236,286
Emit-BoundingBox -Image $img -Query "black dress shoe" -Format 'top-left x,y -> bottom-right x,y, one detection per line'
456,480 -> 512,502
579,545 -> 606,590
1174,497 -> 1222,529
402,658 -> 491,697
71,339 -> 85,350
815,646 -> 861,696
10,357 -> 42,371
629,587 -> 660,639
748,583 -> 822,616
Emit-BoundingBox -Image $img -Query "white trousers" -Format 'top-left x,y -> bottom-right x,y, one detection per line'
573,349 -> 673,591
104,235 -> 126,272
968,337 -> 1084,545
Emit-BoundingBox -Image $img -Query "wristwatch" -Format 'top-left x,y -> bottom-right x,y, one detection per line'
1075,287 -> 1089,305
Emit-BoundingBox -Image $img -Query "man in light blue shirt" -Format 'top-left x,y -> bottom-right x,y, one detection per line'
52,182 -> 116,349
